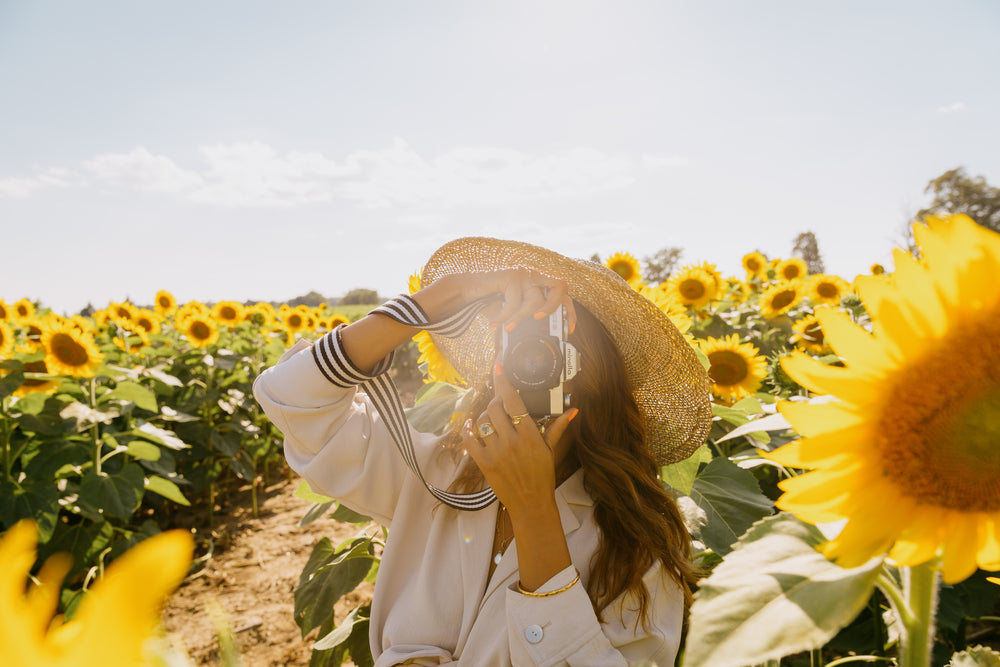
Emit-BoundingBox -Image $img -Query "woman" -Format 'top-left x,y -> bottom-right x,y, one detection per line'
253,237 -> 711,666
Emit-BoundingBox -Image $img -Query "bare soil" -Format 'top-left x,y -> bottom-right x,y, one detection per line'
161,474 -> 373,666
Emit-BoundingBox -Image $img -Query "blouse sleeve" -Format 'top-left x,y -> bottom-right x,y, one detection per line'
252,329 -> 415,527
504,563 -> 684,666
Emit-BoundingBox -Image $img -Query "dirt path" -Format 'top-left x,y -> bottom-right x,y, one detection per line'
162,475 -> 373,666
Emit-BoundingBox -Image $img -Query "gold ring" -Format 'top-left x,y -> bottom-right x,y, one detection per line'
479,422 -> 497,438
509,412 -> 531,425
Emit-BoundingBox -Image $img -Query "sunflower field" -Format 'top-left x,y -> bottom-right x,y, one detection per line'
4,213 -> 1000,667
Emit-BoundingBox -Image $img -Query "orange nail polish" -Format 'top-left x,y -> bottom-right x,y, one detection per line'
570,321 -> 576,334
533,311 -> 546,320
494,362 -> 503,376
504,321 -> 517,333
568,408 -> 579,422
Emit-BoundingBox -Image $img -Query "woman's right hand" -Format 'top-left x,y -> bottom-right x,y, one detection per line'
447,268 -> 577,334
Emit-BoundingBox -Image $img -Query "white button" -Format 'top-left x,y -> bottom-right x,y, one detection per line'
525,624 -> 543,644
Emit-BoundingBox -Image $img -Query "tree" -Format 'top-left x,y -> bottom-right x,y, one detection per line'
340,288 -> 380,305
792,232 -> 825,274
643,247 -> 684,285
917,167 -> 1000,233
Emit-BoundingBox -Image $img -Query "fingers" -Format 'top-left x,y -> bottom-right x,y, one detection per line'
486,269 -> 572,332
540,407 -> 579,450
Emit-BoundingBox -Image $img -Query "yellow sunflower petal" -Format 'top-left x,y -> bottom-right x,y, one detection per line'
780,352 -> 880,405
815,308 -> 896,374
778,400 -> 865,438
764,423 -> 871,468
977,513 -> 1000,570
940,514 -> 981,584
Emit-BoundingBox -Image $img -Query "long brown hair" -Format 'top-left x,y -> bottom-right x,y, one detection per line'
446,304 -> 699,625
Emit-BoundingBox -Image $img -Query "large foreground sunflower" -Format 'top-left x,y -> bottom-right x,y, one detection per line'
0,520 -> 192,667
408,271 -> 464,384
764,214 -> 1000,584
41,325 -> 103,377
699,334 -> 767,403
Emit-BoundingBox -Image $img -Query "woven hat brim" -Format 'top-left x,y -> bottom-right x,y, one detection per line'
420,237 -> 712,466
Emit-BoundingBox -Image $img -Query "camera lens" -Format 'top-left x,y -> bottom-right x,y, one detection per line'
505,336 -> 562,389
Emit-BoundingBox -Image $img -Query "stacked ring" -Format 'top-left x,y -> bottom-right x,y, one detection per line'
479,422 -> 497,438
509,412 -> 531,425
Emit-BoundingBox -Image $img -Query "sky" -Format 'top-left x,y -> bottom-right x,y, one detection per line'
1,0 -> 998,315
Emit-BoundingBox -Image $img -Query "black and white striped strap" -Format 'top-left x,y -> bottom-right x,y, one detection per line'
312,293 -> 500,511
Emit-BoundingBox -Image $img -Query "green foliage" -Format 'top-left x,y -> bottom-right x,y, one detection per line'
339,289 -> 380,306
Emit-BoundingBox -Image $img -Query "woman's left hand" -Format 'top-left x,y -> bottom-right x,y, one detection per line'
460,365 -> 577,522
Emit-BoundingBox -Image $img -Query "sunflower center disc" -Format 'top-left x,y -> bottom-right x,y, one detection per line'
878,314 -> 1000,512
771,290 -> 796,310
679,279 -> 705,301
708,350 -> 749,386
52,333 -> 89,367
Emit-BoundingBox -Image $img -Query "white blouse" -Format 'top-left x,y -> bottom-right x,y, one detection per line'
253,336 -> 684,666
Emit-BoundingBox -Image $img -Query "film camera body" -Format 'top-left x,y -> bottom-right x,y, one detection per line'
499,305 -> 580,418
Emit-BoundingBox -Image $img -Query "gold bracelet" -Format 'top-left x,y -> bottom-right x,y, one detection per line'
517,571 -> 581,598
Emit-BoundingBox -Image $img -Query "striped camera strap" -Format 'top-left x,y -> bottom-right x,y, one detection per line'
311,293 -> 500,511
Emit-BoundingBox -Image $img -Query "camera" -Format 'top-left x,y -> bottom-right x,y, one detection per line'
499,305 -> 580,418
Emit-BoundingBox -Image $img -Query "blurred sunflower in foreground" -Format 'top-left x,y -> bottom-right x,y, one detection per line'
407,272 -> 464,385
0,520 -> 192,667
765,214 -> 1000,584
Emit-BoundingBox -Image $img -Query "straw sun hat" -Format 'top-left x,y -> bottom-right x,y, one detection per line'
420,237 -> 712,466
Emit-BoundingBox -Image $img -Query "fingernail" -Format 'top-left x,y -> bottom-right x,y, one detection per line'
494,362 -> 503,376
570,321 -> 576,334
489,321 -> 499,328
568,408 -> 579,422
464,418 -> 473,431
533,311 -> 546,320
504,321 -> 517,332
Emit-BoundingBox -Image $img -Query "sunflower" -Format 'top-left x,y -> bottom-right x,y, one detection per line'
175,301 -> 210,328
763,214 -> 1000,584
699,334 -> 768,403
0,519 -> 192,667
113,329 -> 150,354
758,280 -> 804,319
211,300 -> 245,326
664,265 -> 719,310
41,324 -> 104,377
180,315 -> 219,348
777,257 -> 809,282
90,308 -> 112,327
870,263 -> 886,275
10,298 -> 35,324
132,308 -> 162,335
69,315 -> 97,335
11,351 -> 60,397
790,313 -> 831,355
742,251 -> 768,277
0,321 -> 14,358
19,316 -> 49,348
327,313 -> 351,329
413,330 -> 465,385
245,302 -> 277,327
0,299 -> 10,321
282,310 -> 307,333
108,301 -> 137,326
154,289 -> 178,317
807,274 -> 851,306
638,285 -> 694,339
605,252 -> 643,286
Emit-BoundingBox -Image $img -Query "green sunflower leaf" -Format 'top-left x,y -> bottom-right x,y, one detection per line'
687,455 -> 773,555
684,512 -> 883,667
102,381 -> 158,412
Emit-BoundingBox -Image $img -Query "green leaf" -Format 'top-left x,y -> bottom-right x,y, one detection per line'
135,422 -> 189,450
0,478 -> 60,542
688,456 -> 773,555
145,475 -> 191,506
102,381 -> 159,412
294,537 -> 376,638
294,480 -> 335,504
313,606 -> 364,651
0,371 -> 25,399
78,464 -> 145,521
711,402 -> 755,428
949,646 -> 1000,667
299,501 -> 335,527
405,382 -> 469,434
126,440 -> 162,461
684,513 -> 883,667
717,412 -> 793,444
661,445 -> 712,496
13,392 -> 50,415
330,503 -> 371,525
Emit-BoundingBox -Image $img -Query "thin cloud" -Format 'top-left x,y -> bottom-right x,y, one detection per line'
936,101 -> 966,114
2,139 -> 674,207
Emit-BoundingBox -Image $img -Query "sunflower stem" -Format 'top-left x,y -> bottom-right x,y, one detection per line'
897,562 -> 939,667
1,396 -> 11,484
89,376 -> 102,476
